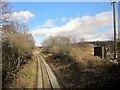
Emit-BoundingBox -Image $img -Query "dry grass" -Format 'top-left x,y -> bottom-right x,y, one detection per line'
70,46 -> 106,68
43,50 -> 120,88
3,56 -> 37,88
41,36 -> 120,88
50,45 -> 107,69
42,44 -> 118,88
77,43 -> 94,55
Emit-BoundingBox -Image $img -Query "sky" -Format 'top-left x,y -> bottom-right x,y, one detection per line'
10,2 -> 119,46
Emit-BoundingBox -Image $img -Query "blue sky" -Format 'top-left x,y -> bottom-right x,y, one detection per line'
11,2 -> 119,46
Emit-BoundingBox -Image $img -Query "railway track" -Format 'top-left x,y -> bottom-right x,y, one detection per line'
35,53 -> 62,89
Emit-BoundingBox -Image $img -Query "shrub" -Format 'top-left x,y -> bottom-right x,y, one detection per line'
1,1 -> 35,83
42,36 -> 111,69
2,24 -> 35,82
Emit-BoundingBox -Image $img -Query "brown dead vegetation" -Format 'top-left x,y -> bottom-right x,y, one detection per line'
1,2 -> 35,86
42,36 -> 120,88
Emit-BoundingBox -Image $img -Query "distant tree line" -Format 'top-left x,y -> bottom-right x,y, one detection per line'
0,1 -> 35,83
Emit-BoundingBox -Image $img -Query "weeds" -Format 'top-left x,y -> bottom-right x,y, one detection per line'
42,35 -> 120,88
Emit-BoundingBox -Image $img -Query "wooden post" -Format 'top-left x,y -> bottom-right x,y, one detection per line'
112,0 -> 117,59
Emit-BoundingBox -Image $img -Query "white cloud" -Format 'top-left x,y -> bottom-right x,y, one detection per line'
42,19 -> 56,28
41,18 -> 68,28
31,11 -> 113,41
61,17 -> 68,23
11,11 -> 34,22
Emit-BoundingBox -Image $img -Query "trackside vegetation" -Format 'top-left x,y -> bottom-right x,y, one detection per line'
1,2 -> 35,85
42,36 -> 120,88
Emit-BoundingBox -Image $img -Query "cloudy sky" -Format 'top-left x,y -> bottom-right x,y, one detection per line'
11,2 -> 119,46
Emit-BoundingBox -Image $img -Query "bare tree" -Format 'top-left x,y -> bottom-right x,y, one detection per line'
2,22 -> 35,82
80,37 -> 86,42
1,1 -> 35,83
0,1 -> 12,26
0,1 -> 14,43
42,36 -> 70,52
42,36 -> 72,60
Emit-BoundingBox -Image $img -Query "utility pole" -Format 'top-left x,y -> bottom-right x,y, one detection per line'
112,0 -> 117,59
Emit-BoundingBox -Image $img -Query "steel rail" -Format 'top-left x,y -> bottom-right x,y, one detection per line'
36,53 -> 61,89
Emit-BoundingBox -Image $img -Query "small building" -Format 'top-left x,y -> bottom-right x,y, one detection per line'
94,46 -> 110,59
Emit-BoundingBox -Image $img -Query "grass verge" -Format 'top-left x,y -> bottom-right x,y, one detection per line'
3,56 -> 37,88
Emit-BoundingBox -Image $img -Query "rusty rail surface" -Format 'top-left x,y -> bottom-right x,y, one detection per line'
35,53 -> 61,89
